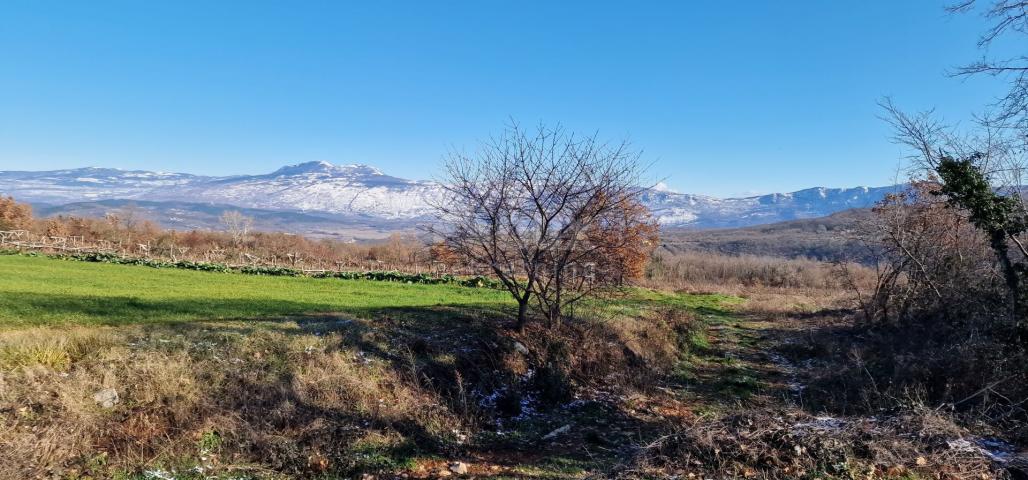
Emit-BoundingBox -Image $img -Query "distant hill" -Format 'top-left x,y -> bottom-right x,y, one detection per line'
659,208 -> 874,262
32,199 -> 420,241
1,161 -> 898,232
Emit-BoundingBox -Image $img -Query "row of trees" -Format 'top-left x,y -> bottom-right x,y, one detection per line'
0,199 -> 433,270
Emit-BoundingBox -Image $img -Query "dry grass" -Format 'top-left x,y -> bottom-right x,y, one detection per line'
514,307 -> 699,398
644,250 -> 875,294
0,327 -> 118,370
0,282 -> 720,479
0,321 -> 466,479
625,407 -> 995,479
614,287 -> 1014,479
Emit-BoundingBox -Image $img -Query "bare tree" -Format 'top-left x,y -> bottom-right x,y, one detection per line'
533,193 -> 659,325
882,95 -> 1028,342
431,122 -> 651,330
875,1 -> 1028,345
116,203 -> 143,231
220,210 -> 253,246
949,1 -> 1028,127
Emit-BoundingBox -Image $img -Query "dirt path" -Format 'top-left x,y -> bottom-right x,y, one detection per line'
677,308 -> 803,410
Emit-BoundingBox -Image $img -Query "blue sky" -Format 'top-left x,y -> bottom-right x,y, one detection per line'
0,1 -> 1013,197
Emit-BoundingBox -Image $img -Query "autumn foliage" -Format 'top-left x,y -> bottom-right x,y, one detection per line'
0,196 -> 33,231
584,194 -> 660,284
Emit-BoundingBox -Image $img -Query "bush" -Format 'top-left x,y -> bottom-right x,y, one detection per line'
827,182 -> 1028,437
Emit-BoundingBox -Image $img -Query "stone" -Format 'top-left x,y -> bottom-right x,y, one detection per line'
541,424 -> 571,441
513,341 -> 530,355
92,388 -> 119,408
448,462 -> 468,475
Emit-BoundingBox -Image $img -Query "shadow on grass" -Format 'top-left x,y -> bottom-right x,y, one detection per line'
1,291 -> 516,328
184,306 -> 638,477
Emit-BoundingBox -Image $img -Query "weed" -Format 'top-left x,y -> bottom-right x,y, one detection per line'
197,431 -> 222,455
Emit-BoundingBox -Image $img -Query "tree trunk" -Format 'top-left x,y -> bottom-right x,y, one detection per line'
989,232 -> 1023,317
516,300 -> 529,333
548,304 -> 561,329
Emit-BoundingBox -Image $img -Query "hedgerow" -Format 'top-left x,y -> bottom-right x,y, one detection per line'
9,250 -> 503,289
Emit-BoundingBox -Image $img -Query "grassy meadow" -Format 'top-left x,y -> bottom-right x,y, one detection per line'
0,254 -> 515,327
0,253 -> 745,479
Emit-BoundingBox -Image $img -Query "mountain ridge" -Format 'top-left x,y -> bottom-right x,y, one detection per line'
0,161 -> 898,230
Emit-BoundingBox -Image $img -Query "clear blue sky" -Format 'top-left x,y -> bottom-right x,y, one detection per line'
0,1 -> 1012,197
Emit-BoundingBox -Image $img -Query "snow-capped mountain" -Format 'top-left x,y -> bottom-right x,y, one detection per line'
148,161 -> 441,219
641,185 -> 898,229
0,161 -> 440,220
0,167 -> 201,205
0,161 -> 897,229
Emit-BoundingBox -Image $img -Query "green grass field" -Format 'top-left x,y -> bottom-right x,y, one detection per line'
0,254 -> 516,327
0,253 -> 751,479
0,254 -> 740,329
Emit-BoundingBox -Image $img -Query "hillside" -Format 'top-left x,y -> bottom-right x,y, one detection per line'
32,199 -> 420,241
659,208 -> 874,262
641,185 -> 894,229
